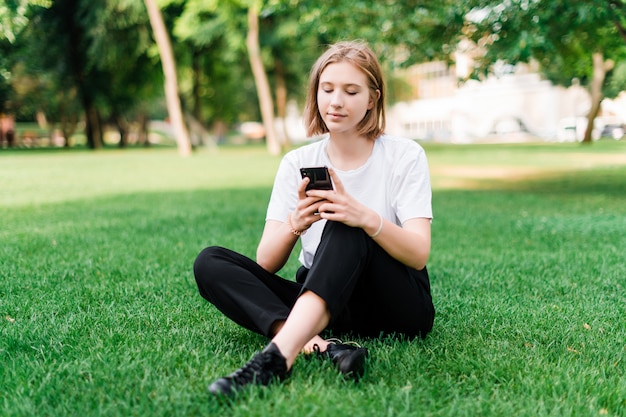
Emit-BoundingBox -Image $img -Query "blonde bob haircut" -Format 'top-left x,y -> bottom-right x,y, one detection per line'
304,40 -> 386,140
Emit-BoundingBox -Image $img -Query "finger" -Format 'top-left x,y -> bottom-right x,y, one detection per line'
319,208 -> 339,221
318,201 -> 338,216
327,167 -> 344,193
305,189 -> 333,202
298,177 -> 310,199
309,200 -> 326,216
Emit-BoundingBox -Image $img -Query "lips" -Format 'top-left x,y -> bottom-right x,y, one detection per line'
327,112 -> 346,120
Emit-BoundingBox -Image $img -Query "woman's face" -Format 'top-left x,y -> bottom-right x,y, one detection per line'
317,62 -> 374,137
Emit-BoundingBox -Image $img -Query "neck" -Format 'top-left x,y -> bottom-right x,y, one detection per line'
326,134 -> 374,171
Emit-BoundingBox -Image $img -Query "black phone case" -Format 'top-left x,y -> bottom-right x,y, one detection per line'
300,167 -> 333,191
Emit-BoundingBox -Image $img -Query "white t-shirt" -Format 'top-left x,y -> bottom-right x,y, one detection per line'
266,134 -> 432,268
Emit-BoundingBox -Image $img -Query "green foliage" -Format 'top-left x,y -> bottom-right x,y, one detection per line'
468,0 -> 626,93
173,0 -> 261,124
604,60 -> 626,98
1,143 -> 626,416
294,0 -> 468,68
0,0 -> 48,43
2,0 -> 161,128
0,0 -> 51,114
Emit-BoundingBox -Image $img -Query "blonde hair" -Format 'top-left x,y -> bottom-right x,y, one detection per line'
303,41 -> 386,140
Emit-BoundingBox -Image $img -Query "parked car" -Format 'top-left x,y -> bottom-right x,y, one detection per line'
599,123 -> 625,140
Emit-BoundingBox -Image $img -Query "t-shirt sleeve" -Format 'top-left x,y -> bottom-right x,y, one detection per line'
266,155 -> 300,223
391,145 -> 433,224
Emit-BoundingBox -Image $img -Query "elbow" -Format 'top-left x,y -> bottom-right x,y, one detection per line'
257,261 -> 274,273
403,252 -> 428,271
412,251 -> 430,271
256,252 -> 272,273
412,259 -> 427,271
396,245 -> 429,271
256,251 -> 280,274
415,261 -> 427,271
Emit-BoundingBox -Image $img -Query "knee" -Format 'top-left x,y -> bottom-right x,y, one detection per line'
194,246 -> 220,275
324,220 -> 360,235
194,245 -> 234,274
321,221 -> 370,248
193,246 -> 229,296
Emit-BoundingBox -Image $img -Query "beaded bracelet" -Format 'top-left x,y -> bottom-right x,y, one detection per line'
288,213 -> 307,236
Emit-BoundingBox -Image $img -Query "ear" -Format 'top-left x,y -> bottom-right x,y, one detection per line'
368,89 -> 381,110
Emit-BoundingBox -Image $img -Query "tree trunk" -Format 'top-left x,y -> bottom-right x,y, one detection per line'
60,112 -> 77,147
275,58 -> 291,149
116,115 -> 129,148
85,104 -> 103,149
246,6 -> 281,156
192,48 -> 203,125
138,112 -> 149,147
143,0 -> 192,156
583,52 -> 614,144
186,112 -> 217,150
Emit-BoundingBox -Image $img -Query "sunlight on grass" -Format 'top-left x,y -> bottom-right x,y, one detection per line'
2,140 -> 625,208
0,146 -> 282,207
427,140 -> 626,189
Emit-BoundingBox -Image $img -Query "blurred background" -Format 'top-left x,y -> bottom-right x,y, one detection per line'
2,0 -> 626,155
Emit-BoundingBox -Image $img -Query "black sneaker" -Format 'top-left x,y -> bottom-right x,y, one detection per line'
315,339 -> 368,381
208,342 -> 289,397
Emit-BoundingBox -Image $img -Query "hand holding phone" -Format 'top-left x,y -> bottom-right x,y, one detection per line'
300,166 -> 333,191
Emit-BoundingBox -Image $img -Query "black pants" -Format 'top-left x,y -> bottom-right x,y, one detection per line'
193,221 -> 435,339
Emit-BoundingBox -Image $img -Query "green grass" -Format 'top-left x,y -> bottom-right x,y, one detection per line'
1,141 -> 625,416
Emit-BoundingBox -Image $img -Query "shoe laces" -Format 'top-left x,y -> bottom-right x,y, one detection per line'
326,338 -> 363,348
228,350 -> 284,386
313,338 -> 363,354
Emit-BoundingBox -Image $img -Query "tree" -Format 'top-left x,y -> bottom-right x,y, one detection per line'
467,0 -> 626,143
175,0 -> 289,154
3,0 -> 164,148
246,4 -> 280,155
144,0 -> 192,156
23,0 -> 107,148
174,1 -> 256,132
84,0 -> 162,148
0,0 -> 38,43
0,0 -> 52,115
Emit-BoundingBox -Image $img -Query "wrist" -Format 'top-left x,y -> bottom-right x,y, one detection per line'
288,212 -> 307,236
367,212 -> 384,238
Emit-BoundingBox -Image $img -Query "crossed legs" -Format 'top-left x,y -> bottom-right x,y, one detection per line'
270,290 -> 330,369
193,221 -> 371,363
193,221 -> 433,395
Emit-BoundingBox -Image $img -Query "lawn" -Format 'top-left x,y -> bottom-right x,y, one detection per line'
1,141 -> 625,416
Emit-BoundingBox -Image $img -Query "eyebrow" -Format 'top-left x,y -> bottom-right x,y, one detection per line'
319,81 -> 363,89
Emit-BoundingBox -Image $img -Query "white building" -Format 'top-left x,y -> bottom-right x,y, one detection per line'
386,61 -> 626,143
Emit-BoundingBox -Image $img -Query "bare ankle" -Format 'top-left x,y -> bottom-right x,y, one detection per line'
303,339 -> 330,354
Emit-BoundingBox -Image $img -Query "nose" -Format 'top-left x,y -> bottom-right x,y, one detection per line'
330,91 -> 343,108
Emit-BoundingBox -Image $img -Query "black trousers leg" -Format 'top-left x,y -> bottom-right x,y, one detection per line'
300,221 -> 435,339
193,246 -> 301,337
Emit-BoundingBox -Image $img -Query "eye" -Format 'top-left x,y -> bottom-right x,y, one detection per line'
346,91 -> 358,96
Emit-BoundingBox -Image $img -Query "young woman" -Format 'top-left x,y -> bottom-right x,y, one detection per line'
193,40 -> 435,397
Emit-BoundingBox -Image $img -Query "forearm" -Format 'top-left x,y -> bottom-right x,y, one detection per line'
363,213 -> 431,270
256,220 -> 299,273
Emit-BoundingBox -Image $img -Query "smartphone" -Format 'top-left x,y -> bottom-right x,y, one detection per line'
300,166 -> 333,191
